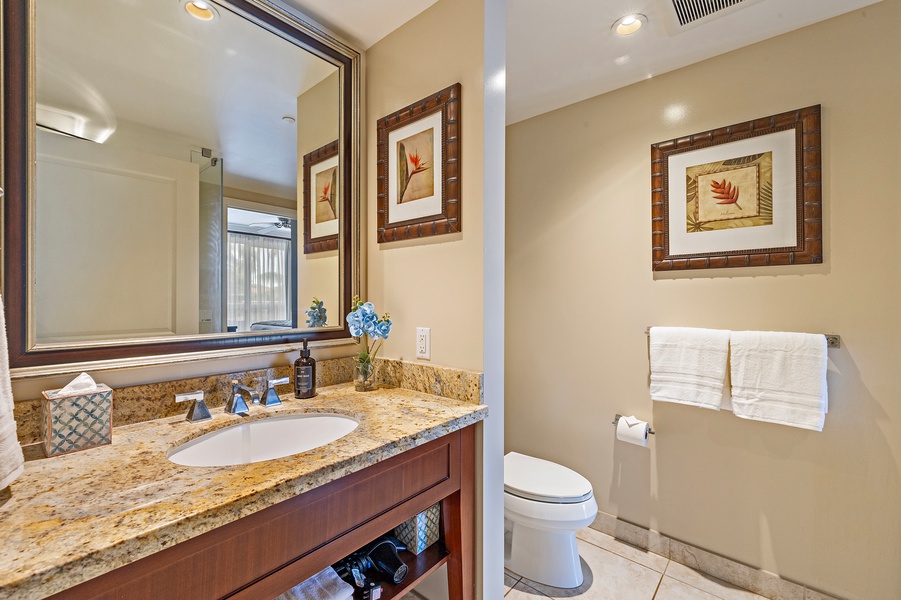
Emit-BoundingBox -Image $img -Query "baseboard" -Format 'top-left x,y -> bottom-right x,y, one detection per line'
589,512 -> 846,600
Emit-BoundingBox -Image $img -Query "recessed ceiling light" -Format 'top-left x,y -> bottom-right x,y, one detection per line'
282,116 -> 296,124
612,14 -> 647,36
184,0 -> 218,22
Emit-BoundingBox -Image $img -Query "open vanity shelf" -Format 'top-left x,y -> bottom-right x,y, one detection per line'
360,544 -> 449,599
47,426 -> 475,600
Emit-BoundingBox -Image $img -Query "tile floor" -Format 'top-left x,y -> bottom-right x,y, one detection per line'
502,527 -> 769,600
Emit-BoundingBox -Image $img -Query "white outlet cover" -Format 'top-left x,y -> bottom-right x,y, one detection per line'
416,327 -> 431,360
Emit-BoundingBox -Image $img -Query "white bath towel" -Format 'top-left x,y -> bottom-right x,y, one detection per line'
274,567 -> 355,600
649,326 -> 730,410
0,294 -> 24,490
729,331 -> 828,431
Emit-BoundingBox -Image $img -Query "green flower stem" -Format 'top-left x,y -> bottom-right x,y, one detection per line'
356,334 -> 383,365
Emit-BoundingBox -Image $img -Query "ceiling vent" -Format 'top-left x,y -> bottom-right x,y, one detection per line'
670,0 -> 747,27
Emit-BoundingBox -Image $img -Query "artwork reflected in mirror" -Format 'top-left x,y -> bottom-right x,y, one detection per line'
303,140 -> 339,254
30,0 -> 344,346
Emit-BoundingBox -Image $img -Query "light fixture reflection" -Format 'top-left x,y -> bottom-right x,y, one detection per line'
612,14 -> 647,36
184,0 -> 218,21
36,62 -> 118,143
488,68 -> 506,93
664,104 -> 688,125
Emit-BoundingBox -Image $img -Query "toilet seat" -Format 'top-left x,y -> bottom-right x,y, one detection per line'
504,452 -> 593,504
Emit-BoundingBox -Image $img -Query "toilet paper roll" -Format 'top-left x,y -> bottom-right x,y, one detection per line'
616,415 -> 649,447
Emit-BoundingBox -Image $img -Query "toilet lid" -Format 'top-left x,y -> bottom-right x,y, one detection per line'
504,452 -> 594,504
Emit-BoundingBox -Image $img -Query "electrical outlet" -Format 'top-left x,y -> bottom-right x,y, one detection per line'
416,327 -> 431,360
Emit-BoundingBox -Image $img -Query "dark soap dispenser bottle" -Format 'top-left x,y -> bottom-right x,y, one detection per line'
294,339 -> 317,399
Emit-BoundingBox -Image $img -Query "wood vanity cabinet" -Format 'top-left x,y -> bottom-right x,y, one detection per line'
49,426 -> 475,600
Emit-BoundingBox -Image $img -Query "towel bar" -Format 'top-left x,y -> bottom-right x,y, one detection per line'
612,414 -> 655,435
644,327 -> 840,349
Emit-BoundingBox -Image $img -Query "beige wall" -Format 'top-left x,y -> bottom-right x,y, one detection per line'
298,71 -> 340,156
365,0 -> 485,371
297,72 -> 341,323
505,3 -> 900,599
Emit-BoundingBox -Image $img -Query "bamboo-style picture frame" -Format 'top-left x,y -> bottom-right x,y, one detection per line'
651,105 -> 822,271
303,140 -> 339,254
377,83 -> 461,243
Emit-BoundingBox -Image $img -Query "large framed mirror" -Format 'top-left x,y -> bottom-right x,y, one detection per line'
2,0 -> 360,372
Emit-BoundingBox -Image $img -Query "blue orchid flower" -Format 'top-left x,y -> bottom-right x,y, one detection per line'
375,319 -> 392,339
305,298 -> 328,327
346,296 -> 392,371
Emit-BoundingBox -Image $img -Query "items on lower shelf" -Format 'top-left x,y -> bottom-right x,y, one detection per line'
394,503 -> 441,555
333,531 -> 449,600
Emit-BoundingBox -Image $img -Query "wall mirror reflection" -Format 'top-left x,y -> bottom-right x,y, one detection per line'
2,0 -> 359,369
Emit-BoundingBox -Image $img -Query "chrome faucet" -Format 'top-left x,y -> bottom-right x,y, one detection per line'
175,390 -> 212,423
261,376 -> 289,408
226,380 -> 258,416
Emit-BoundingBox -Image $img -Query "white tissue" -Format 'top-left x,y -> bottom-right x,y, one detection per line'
616,415 -> 649,447
56,372 -> 99,396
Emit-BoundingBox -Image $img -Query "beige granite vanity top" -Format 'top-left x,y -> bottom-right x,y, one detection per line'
0,383 -> 488,600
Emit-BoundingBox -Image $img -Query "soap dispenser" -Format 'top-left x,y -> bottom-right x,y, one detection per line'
294,339 -> 317,399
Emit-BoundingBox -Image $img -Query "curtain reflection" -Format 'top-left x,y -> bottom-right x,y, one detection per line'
227,232 -> 293,332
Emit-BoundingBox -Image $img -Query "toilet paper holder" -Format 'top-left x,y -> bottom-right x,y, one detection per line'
612,414 -> 655,435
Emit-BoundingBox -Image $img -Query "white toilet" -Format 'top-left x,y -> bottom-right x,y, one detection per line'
504,452 -> 598,588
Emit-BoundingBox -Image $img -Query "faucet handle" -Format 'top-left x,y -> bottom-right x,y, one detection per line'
227,380 -> 251,416
261,377 -> 289,408
175,390 -> 212,423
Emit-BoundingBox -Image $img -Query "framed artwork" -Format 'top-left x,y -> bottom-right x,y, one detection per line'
377,82 -> 461,243
651,105 -> 822,270
303,140 -> 339,254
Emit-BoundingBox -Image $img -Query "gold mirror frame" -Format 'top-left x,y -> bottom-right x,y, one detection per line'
1,0 -> 361,377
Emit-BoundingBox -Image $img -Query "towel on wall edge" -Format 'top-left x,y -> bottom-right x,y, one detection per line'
649,326 -> 730,410
0,293 -> 25,489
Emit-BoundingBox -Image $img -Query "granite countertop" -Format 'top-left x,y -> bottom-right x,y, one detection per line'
0,383 -> 488,600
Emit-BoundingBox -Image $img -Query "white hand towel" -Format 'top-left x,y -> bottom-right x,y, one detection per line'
729,331 -> 828,431
274,567 -> 355,600
0,293 -> 25,489
649,326 -> 730,410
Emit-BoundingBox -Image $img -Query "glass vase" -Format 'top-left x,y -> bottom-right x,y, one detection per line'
354,361 -> 377,392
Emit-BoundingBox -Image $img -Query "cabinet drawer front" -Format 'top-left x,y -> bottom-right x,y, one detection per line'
53,431 -> 462,600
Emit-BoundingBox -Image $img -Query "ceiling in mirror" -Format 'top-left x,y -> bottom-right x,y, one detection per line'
2,0 -> 359,371
37,0 -> 337,203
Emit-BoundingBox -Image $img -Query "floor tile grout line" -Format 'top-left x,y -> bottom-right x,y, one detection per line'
515,577 -> 553,599
505,531 -> 778,600
651,568 -> 666,600
578,529 -> 668,560
504,573 -> 522,598
576,532 -> 669,574
661,563 -> 763,600
508,559 -> 764,600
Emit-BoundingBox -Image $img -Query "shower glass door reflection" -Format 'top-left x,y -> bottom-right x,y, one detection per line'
193,150 -> 225,334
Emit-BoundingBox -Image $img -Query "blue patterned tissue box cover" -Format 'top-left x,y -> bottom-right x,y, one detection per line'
41,385 -> 113,457
394,502 -> 440,554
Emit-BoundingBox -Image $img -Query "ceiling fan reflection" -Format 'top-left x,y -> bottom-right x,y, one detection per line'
249,217 -> 292,230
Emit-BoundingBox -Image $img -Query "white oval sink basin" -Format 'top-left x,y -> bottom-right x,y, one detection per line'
167,413 -> 359,467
